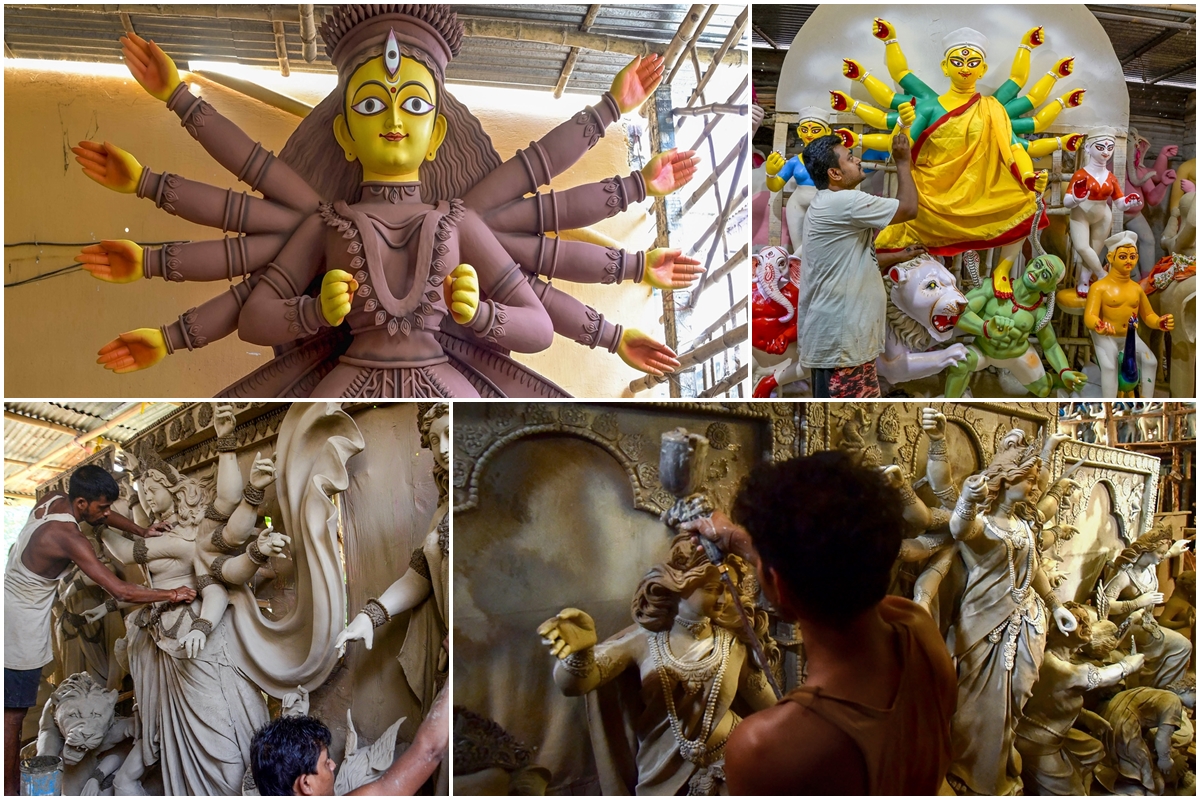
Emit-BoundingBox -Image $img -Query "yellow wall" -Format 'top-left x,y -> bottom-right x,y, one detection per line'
4,65 -> 666,398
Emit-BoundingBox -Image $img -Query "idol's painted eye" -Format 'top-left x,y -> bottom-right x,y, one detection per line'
967,59 -> 981,68
352,96 -> 387,116
400,96 -> 434,115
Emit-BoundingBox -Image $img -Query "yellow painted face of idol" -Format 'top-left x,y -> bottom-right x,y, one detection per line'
796,120 -> 831,146
333,55 -> 448,182
1106,245 -> 1138,277
941,46 -> 987,92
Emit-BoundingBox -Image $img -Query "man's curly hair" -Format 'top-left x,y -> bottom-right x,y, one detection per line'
732,450 -> 905,622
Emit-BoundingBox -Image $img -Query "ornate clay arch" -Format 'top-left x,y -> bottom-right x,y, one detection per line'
1050,438 -> 1160,542
453,403 -> 798,514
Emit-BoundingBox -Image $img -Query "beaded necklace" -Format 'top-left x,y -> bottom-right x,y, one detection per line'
984,512 -> 1035,605
649,626 -> 734,765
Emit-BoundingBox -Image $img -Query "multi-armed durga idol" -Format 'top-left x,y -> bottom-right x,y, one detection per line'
73,4 -> 703,398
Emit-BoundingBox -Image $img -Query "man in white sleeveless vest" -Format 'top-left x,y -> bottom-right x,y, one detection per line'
4,465 -> 196,795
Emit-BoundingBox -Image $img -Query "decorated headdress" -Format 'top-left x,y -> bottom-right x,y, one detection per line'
319,4 -> 463,82
942,27 -> 988,58
280,4 -> 500,206
1088,126 -> 1118,145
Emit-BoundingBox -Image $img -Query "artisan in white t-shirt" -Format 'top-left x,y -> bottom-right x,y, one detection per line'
797,189 -> 900,369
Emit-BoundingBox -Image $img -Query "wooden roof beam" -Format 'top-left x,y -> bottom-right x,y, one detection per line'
553,4 -> 602,99
4,410 -> 83,437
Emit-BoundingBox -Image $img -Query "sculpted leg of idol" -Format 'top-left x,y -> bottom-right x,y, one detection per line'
539,533 -> 779,795
333,403 -> 450,787
77,6 -> 701,397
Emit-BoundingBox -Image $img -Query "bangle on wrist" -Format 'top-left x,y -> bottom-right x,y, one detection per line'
954,494 -> 977,522
215,435 -> 238,453
105,597 -> 119,613
561,648 -> 597,678
190,619 -> 213,637
927,437 -> 948,459
362,598 -> 391,628
243,482 -> 265,506
248,539 -> 270,565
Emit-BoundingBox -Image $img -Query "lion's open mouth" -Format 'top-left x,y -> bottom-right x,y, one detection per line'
931,313 -> 960,332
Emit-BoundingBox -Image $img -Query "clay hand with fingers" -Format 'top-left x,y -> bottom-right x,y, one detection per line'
97,328 -> 168,373
249,452 -> 276,490
82,604 -> 111,626
321,269 -> 359,326
73,141 -> 143,194
281,686 -> 310,718
644,248 -> 703,290
254,526 -> 290,559
961,474 -> 989,506
178,627 -> 208,659
1051,605 -> 1078,634
764,152 -> 787,177
120,31 -> 181,102
611,53 -> 665,114
643,149 -> 700,197
921,407 -> 947,440
617,329 -> 681,377
77,240 -> 144,284
212,405 -> 237,438
334,610 -> 376,657
538,608 -> 598,659
443,264 -> 480,325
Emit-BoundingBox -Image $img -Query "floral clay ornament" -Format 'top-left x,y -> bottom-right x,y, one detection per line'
73,4 -> 704,397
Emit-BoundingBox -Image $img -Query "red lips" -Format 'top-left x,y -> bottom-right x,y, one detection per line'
380,132 -> 407,141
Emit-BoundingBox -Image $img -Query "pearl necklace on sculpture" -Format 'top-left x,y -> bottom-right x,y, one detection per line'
649,624 -> 734,765
985,507 -> 1035,604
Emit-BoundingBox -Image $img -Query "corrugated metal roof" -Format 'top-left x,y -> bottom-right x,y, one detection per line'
4,402 -> 179,497
3,4 -> 748,95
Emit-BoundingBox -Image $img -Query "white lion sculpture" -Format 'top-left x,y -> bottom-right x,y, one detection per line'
879,256 -> 970,388
36,672 -> 136,795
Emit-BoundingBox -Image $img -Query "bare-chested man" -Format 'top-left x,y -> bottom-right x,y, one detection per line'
1084,230 -> 1175,397
685,451 -> 957,794
4,465 -> 196,794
